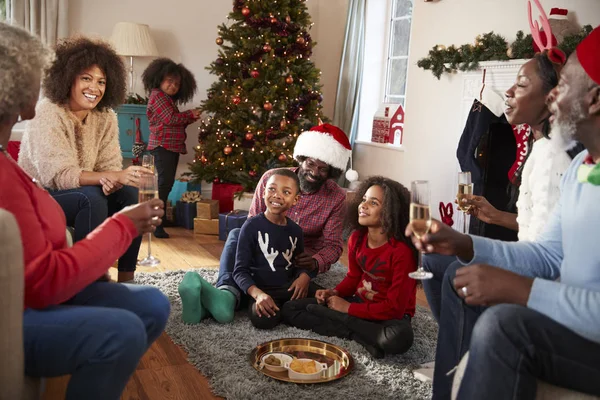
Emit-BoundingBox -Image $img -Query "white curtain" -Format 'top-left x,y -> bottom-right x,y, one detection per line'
8,0 -> 68,45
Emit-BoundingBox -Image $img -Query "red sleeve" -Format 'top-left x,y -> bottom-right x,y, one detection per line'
149,91 -> 195,126
334,231 -> 363,297
347,243 -> 417,321
1,164 -> 138,309
248,170 -> 272,217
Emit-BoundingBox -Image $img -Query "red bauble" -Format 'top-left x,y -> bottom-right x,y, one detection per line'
224,146 -> 233,155
270,17 -> 278,24
241,7 -> 250,16
213,177 -> 220,184
263,43 -> 272,52
296,37 -> 305,45
278,154 -> 287,162
200,155 -> 208,164
285,15 -> 291,23
249,170 -> 257,177
245,132 -> 254,140
232,96 -> 241,105
285,75 -> 293,84
250,70 -> 260,78
216,37 -> 224,45
263,101 -> 273,111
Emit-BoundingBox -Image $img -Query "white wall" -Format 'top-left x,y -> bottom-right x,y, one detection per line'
68,0 -> 347,176
354,0 -> 600,216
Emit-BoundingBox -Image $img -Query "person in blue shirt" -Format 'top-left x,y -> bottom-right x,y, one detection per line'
179,169 -> 318,329
407,26 -> 600,400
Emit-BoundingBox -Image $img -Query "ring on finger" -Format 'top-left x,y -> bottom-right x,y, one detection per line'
461,286 -> 468,296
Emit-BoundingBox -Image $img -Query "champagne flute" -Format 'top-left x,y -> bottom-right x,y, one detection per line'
408,180 -> 433,280
456,172 -> 473,234
137,174 -> 160,267
142,154 -> 155,174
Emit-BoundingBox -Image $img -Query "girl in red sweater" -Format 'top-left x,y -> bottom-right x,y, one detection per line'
282,176 -> 418,358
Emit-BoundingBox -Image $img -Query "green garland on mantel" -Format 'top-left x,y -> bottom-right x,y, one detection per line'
418,25 -> 593,79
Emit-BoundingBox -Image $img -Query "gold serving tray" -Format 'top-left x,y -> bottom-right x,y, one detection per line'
250,338 -> 354,384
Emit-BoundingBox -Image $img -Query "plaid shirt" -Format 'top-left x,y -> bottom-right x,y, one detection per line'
249,167 -> 346,273
146,89 -> 195,154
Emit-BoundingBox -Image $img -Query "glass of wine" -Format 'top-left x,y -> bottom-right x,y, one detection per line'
408,180 -> 433,280
456,172 -> 473,234
137,174 -> 160,267
142,154 -> 155,174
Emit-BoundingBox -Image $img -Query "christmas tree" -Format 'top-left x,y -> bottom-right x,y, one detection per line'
190,0 -> 326,192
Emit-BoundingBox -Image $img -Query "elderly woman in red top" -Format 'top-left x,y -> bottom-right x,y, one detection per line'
0,23 -> 169,400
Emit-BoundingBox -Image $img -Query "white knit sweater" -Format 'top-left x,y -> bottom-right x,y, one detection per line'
516,137 -> 572,241
18,98 -> 122,191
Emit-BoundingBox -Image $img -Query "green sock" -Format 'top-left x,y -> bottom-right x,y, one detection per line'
178,272 -> 208,324
198,277 -> 236,324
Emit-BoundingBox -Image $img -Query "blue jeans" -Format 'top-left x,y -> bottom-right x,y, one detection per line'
216,227 -> 242,304
49,185 -> 142,272
23,282 -> 170,400
433,262 -> 485,399
422,254 -> 460,322
458,304 -> 600,399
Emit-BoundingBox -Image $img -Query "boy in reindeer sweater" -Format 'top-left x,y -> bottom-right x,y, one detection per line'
179,169 -> 319,329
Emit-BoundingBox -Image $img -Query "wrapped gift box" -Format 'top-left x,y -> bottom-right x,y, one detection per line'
175,201 -> 197,230
168,180 -> 202,207
194,217 -> 219,235
218,210 -> 249,241
196,199 -> 219,219
212,182 -> 244,213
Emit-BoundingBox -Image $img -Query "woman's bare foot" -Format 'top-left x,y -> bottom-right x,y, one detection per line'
118,271 -> 135,283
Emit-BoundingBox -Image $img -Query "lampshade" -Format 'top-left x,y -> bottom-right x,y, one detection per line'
110,22 -> 159,57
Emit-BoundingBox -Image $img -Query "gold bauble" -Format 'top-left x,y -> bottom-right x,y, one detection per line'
506,47 -> 514,59
296,37 -> 305,45
263,101 -> 273,111
278,154 -> 287,162
285,75 -> 294,84
223,146 -> 233,155
216,37 -> 224,46
280,119 -> 287,129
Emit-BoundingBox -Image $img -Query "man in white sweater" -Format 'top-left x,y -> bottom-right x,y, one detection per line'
413,27 -> 600,399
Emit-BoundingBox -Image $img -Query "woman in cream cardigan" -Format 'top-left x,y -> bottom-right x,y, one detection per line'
0,23 -> 169,400
19,36 -> 152,282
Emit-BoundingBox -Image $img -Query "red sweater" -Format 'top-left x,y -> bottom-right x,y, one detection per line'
335,230 -> 417,321
0,153 -> 138,309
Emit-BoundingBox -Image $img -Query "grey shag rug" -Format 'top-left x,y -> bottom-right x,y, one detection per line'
136,263 -> 436,400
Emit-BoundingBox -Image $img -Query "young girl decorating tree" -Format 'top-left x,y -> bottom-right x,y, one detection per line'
142,58 -> 200,238
282,176 -> 418,358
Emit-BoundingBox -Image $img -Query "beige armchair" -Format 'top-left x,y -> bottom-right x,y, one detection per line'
0,209 -> 41,400
452,351 -> 600,400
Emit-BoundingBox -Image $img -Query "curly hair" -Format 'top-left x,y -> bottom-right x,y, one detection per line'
345,176 -> 417,262
0,23 -> 53,122
141,58 -> 197,104
42,36 -> 126,110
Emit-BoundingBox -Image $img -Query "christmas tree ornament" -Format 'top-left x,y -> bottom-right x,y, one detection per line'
506,46 -> 514,58
296,37 -> 305,45
200,154 -> 208,164
263,101 -> 273,111
245,132 -> 254,140
250,70 -> 260,78
249,170 -> 257,177
213,177 -> 220,184
285,75 -> 294,84
437,45 -> 446,51
270,16 -> 278,24
293,123 -> 352,172
263,43 -> 272,52
279,119 -> 287,129
224,145 -> 233,155
278,154 -> 287,162
215,57 -> 224,66
216,37 -> 224,45
232,96 -> 241,105
285,15 -> 291,23
241,7 -> 250,16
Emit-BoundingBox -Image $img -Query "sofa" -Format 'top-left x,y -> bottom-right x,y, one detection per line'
452,351 -> 600,400
0,209 -> 42,400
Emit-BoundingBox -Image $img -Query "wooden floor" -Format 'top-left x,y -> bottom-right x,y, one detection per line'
44,227 -> 429,400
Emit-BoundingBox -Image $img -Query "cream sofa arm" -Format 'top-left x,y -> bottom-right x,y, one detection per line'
0,209 -> 25,400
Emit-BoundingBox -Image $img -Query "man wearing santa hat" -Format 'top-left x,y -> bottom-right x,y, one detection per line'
179,123 -> 354,323
410,26 -> 600,399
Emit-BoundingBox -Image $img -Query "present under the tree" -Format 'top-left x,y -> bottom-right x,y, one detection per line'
212,182 -> 243,213
168,180 -> 202,206
196,199 -> 219,219
166,201 -> 175,223
175,201 -> 197,230
194,217 -> 219,235
218,210 -> 249,241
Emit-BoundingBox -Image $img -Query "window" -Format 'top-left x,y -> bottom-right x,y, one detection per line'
0,0 -> 6,21
384,0 -> 413,106
356,0 -> 413,143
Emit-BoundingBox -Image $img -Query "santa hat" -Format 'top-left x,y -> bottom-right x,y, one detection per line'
293,123 -> 352,172
577,25 -> 600,85
549,8 -> 568,20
